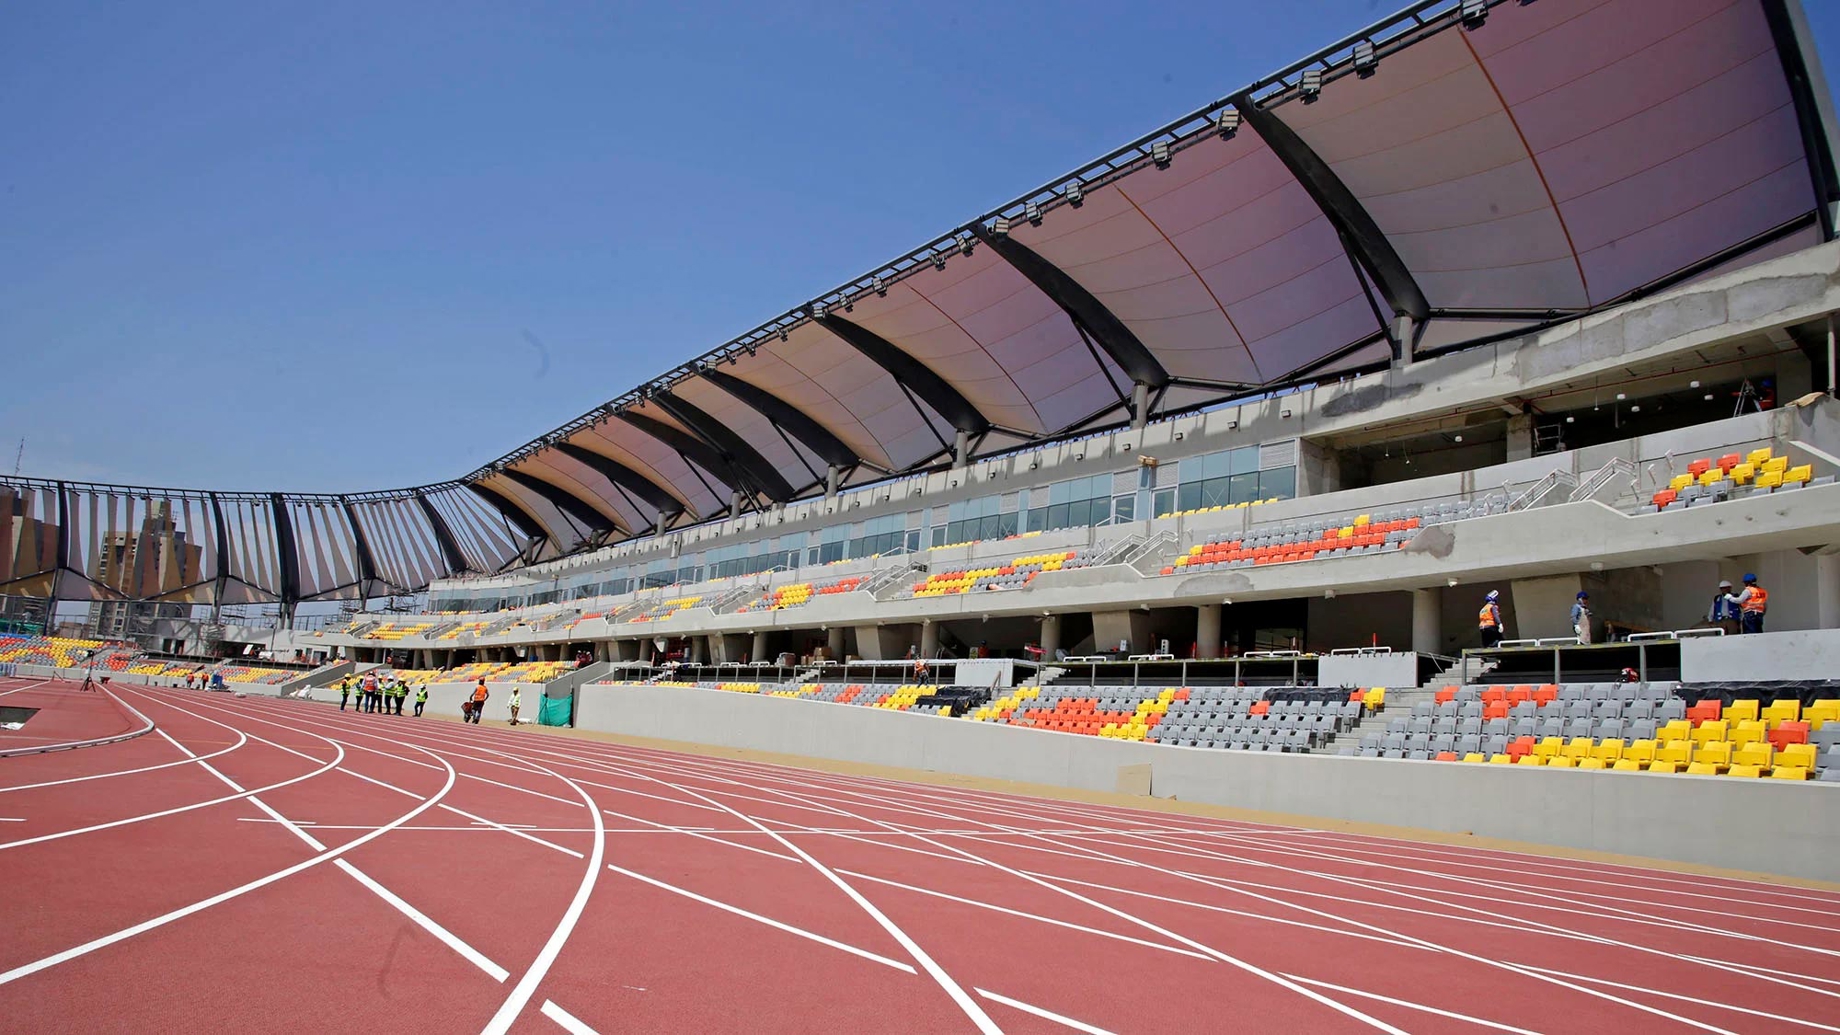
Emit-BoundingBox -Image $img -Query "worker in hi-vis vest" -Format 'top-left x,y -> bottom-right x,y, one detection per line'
1723,574 -> 1768,635
414,685 -> 428,717
1478,590 -> 1505,649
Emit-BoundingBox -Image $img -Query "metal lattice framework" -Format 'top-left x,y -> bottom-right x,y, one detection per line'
10,0 -> 1838,607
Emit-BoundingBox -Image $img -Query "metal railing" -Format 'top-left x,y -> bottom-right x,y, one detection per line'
1508,469 -> 1577,511
1569,457 -> 1636,504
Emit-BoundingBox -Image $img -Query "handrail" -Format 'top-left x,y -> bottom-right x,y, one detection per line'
1569,457 -> 1636,504
1508,469 -> 1576,511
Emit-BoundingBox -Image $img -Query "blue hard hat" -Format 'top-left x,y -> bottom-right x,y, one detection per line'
1577,591 -> 1588,598
1486,590 -> 1499,600
1743,573 -> 1757,583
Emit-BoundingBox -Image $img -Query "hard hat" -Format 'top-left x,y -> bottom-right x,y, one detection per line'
1486,590 -> 1499,601
1576,591 -> 1588,599
1743,573 -> 1757,583
1718,580 -> 1732,589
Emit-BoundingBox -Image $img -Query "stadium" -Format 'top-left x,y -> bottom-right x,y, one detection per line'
5,0 -> 1840,1031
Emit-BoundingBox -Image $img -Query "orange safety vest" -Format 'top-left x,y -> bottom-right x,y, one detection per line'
1478,604 -> 1500,629
473,685 -> 488,702
1742,586 -> 1768,613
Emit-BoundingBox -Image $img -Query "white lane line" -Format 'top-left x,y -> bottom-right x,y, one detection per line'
540,1000 -> 602,1035
1518,965 -> 1840,1033
150,721 -> 511,985
1282,975 -> 1551,1035
606,862 -> 916,974
0,726 -> 250,794
974,988 -> 1118,1035
835,868 -> 1210,961
336,860 -> 511,983
602,807 -> 797,863
477,752 -> 606,1035
0,818 -> 24,822
0,752 -> 456,988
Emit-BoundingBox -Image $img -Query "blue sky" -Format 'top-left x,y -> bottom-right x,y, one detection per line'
5,1 -> 1839,492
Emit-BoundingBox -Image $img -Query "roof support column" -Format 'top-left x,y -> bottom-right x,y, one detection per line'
952,430 -> 970,470
826,465 -> 841,500
1392,313 -> 1417,369
1131,382 -> 1150,430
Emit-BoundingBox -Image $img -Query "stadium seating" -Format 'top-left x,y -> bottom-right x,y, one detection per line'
0,634 -> 127,669
734,575 -> 865,613
911,549 -> 1095,597
624,596 -> 703,623
1648,447 -> 1830,511
1154,497 -> 1510,576
970,684 -> 1369,753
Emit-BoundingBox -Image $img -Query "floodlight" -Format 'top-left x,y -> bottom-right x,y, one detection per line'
932,251 -> 947,271
958,232 -> 975,256
1065,180 -> 1084,207
992,216 -> 1011,237
1151,140 -> 1171,169
842,293 -> 854,312
1459,0 -> 1487,28
872,276 -> 887,296
778,328 -> 789,342
1214,109 -> 1240,138
1353,40 -> 1376,78
1024,201 -> 1043,226
811,301 -> 826,319
1299,68 -> 1323,103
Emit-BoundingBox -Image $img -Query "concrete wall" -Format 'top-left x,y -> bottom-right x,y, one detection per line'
575,684 -> 1840,882
1681,629 -> 1840,682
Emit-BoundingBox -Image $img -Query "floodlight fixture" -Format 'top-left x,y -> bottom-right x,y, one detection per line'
992,216 -> 1011,237
1299,67 -> 1323,103
841,293 -> 854,312
1459,0 -> 1487,28
1151,140 -> 1171,169
872,275 -> 887,296
958,232 -> 975,256
1214,109 -> 1240,138
1352,40 -> 1377,78
932,251 -> 947,271
1024,201 -> 1043,226
778,328 -> 789,343
1064,180 -> 1084,207
811,301 -> 827,319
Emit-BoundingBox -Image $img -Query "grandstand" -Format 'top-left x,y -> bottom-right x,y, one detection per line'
5,0 -> 1839,874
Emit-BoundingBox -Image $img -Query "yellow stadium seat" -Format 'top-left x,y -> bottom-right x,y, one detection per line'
1462,753 -> 1487,763
1761,700 -> 1801,727
1656,720 -> 1692,743
1777,743 -> 1818,770
1488,754 -> 1512,765
1729,720 -> 1768,748
1623,739 -> 1657,766
1516,754 -> 1545,766
1807,700 -> 1840,729
1746,447 -> 1774,466
1692,741 -> 1732,771
1653,740 -> 1693,766
1612,758 -> 1645,772
1697,469 -> 1724,487
1785,464 -> 1812,485
1755,470 -> 1783,489
1534,737 -> 1566,760
1668,473 -> 1694,492
1547,756 -> 1576,768
1762,456 -> 1789,474
1726,764 -> 1763,778
1729,462 -> 1755,485
1648,761 -> 1681,774
1732,742 -> 1773,769
1592,739 -> 1625,764
1685,761 -> 1721,775
1562,738 -> 1595,762
1723,699 -> 1759,723
1690,720 -> 1729,746
1364,688 -> 1386,711
1577,757 -> 1607,769
1770,766 -> 1810,780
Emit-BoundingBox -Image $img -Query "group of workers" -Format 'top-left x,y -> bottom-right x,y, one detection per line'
337,673 -> 427,716
1475,573 -> 1770,646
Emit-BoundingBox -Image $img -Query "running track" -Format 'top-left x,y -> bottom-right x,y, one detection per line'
1,675 -> 1837,1034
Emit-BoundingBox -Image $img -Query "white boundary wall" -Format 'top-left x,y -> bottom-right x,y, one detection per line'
577,684 -> 1840,882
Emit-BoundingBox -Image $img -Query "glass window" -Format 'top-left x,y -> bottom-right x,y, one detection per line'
1228,471 -> 1261,505
1202,450 -> 1232,480
1153,489 -> 1175,518
1228,445 -> 1260,474
1113,494 -> 1135,523
1259,466 -> 1297,501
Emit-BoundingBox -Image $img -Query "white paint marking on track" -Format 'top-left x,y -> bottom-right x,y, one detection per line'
0,750 -> 457,988
1518,965 -> 1840,1034
973,988 -> 1119,1035
1282,975 -> 1552,1035
0,726 -> 250,794
540,999 -> 602,1035
0,817 -> 23,822
606,862 -> 917,974
477,750 -> 606,1035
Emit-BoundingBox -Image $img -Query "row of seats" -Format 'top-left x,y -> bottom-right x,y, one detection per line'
970,684 -> 1379,753
1154,496 -> 1512,577
623,596 -> 702,623
734,575 -> 865,613
1649,447 -> 1829,509
0,634 -> 121,669
356,621 -> 437,641
911,549 -> 1094,597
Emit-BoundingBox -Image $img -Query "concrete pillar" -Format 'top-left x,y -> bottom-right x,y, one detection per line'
1131,382 -> 1150,429
1392,313 -> 1416,368
920,619 -> 939,659
751,630 -> 771,663
827,626 -> 845,661
1818,554 -> 1840,629
1506,413 -> 1535,462
1195,603 -> 1222,660
1412,587 -> 1443,654
952,430 -> 970,469
826,465 -> 840,499
1039,614 -> 1062,659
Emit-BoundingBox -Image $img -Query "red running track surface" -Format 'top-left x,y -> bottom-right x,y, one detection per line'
0,675 -> 1837,1034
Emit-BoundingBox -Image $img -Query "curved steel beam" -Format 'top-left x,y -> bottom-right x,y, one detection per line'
700,369 -> 859,470
468,483 -> 549,542
615,412 -> 747,498
972,228 -> 1170,390
552,441 -> 685,521
339,497 -> 386,595
813,314 -> 991,436
269,492 -> 302,609
415,492 -> 471,576
1234,95 -> 1429,323
649,391 -> 796,502
502,468 -> 618,538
